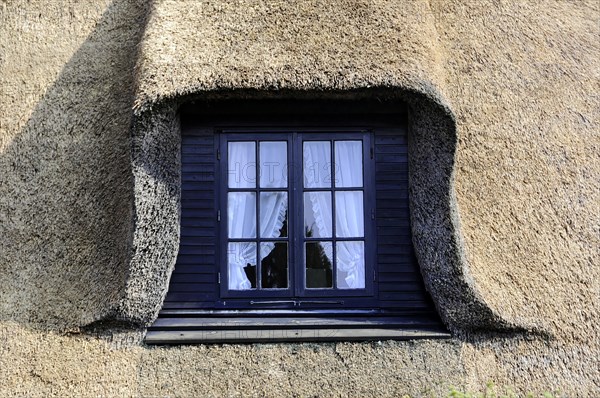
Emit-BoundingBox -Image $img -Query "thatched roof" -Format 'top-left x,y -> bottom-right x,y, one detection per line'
132,0 -> 448,112
0,0 -> 598,395
124,0 -> 600,341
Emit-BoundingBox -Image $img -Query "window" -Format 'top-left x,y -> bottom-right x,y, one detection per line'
146,100 -> 447,343
220,132 -> 374,302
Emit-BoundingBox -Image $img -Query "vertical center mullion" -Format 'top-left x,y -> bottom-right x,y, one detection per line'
331,140 -> 337,290
294,132 -> 302,297
255,140 -> 261,290
289,133 -> 297,296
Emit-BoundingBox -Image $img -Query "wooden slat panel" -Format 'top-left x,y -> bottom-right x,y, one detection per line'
182,173 -> 215,182
375,160 -> 408,170
182,182 -> 220,190
161,301 -> 217,309
181,218 -> 217,228
379,300 -> 431,309
180,210 -> 218,219
377,244 -> 412,254
378,272 -> 422,282
171,265 -> 216,275
376,255 -> 414,265
164,292 -> 216,302
158,128 -> 442,329
378,264 -> 420,274
379,291 -> 427,301
170,273 -> 217,283
376,208 -> 410,218
181,136 -> 213,141
376,199 -> 409,210
374,173 -> 408,182
374,132 -> 438,321
375,145 -> 408,154
182,191 -> 215,200
166,132 -> 218,309
376,218 -> 410,227
183,128 -> 214,137
376,189 -> 408,199
181,164 -> 215,171
151,316 -> 442,329
168,283 -> 217,293
374,135 -> 407,145
181,155 -> 214,165
181,199 -> 215,209
178,245 -> 216,254
378,282 -> 424,292
376,227 -> 411,237
375,152 -> 408,163
180,227 -> 217,238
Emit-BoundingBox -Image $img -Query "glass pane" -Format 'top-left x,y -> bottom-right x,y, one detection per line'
336,241 -> 365,289
260,141 -> 287,188
335,191 -> 364,237
335,141 -> 363,187
260,192 -> 288,238
303,141 -> 331,188
305,241 -> 333,288
303,192 -> 332,238
261,242 -> 288,289
228,242 -> 256,290
228,142 -> 256,188
228,192 -> 256,238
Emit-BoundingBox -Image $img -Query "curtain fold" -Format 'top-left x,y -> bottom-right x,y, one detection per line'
258,141 -> 288,258
304,141 -> 365,289
227,142 -> 288,290
227,142 -> 256,290
227,139 -> 364,291
303,142 -> 333,261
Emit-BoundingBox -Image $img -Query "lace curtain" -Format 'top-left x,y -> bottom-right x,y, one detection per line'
304,141 -> 365,289
227,142 -> 288,290
227,140 -> 364,290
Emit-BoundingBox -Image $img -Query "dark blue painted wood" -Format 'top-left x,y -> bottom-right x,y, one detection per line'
159,117 -> 443,334
163,130 -> 218,308
374,132 -> 438,317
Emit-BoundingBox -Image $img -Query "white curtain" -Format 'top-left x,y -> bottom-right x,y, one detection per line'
304,141 -> 365,289
228,142 -> 288,290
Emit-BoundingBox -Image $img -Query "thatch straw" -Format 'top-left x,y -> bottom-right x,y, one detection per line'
0,0 -> 598,395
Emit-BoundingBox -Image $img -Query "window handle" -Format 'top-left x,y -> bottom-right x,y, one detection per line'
250,300 -> 296,305
297,300 -> 344,306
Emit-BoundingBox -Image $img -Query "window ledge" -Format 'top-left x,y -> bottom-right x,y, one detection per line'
145,314 -> 450,344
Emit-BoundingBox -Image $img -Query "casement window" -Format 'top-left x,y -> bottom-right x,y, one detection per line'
221,132 -> 374,300
146,100 -> 447,344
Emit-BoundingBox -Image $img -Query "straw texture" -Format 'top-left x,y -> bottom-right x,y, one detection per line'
1,0 -> 598,395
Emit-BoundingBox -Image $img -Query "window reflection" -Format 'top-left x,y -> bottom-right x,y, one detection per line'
305,242 -> 333,288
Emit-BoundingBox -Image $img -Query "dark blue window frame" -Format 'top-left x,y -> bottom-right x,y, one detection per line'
146,100 -> 448,344
218,130 -> 377,306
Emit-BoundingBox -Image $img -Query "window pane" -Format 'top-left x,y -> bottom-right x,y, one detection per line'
260,141 -> 287,188
228,242 -> 256,290
334,140 -> 363,187
305,241 -> 333,288
336,241 -> 365,289
303,141 -> 331,188
261,242 -> 288,289
228,192 -> 256,238
335,191 -> 364,237
260,192 -> 288,238
228,142 -> 256,188
303,192 -> 332,238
